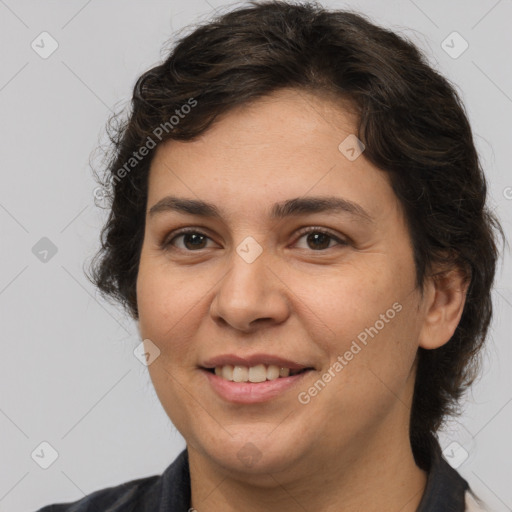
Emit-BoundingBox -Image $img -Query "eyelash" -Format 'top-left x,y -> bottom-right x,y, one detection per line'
161,226 -> 348,252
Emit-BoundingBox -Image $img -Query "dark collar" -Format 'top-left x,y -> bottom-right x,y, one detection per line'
416,438 -> 470,511
155,439 -> 470,512
155,449 -> 191,511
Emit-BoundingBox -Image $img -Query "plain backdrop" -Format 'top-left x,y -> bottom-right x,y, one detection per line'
0,0 -> 511,511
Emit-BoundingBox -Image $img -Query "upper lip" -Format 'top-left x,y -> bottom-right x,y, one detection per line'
201,353 -> 313,370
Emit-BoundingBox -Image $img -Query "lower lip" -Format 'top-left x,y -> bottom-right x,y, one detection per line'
202,369 -> 312,404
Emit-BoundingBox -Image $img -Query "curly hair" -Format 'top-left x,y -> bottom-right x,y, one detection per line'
88,0 -> 504,471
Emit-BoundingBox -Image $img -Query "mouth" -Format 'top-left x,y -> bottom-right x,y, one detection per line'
203,364 -> 313,383
201,364 -> 315,404
199,354 -> 316,403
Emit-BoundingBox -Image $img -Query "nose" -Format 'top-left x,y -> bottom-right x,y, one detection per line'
209,245 -> 291,333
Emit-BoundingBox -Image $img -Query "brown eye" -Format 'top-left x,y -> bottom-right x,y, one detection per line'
294,228 -> 348,251
163,229 -> 214,251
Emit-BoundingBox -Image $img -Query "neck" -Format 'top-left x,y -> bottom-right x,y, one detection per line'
188,416 -> 428,512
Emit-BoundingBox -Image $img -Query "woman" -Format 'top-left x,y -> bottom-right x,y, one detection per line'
37,1 -> 503,510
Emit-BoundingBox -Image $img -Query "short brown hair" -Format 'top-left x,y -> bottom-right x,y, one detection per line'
89,0 -> 504,470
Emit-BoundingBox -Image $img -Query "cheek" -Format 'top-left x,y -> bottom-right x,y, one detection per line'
302,267 -> 397,340
315,262 -> 419,381
346,298 -> 420,396
136,258 -> 209,359
136,256 -> 177,339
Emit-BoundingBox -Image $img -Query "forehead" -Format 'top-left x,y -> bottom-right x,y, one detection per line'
146,88 -> 400,224
152,88 -> 360,169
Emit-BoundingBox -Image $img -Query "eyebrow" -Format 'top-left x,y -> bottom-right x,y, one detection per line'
148,195 -> 374,223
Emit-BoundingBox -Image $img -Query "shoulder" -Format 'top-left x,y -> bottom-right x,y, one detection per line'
465,489 -> 491,512
35,473 -> 161,512
35,449 -> 191,512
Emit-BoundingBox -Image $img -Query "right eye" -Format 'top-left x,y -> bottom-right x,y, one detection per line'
162,228 -> 218,251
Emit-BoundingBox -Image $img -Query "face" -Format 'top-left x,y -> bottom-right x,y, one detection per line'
136,88 -> 428,481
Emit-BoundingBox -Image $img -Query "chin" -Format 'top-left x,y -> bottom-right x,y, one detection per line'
192,427 -> 308,478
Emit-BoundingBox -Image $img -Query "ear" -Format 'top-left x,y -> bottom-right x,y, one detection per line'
418,266 -> 470,350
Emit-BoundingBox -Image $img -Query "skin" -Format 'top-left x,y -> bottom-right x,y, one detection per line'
136,88 -> 468,512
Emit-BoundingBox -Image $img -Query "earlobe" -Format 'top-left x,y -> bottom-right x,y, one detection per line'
418,267 -> 470,350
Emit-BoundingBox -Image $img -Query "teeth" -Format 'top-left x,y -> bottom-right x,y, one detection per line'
267,365 -> 280,380
233,365 -> 248,382
221,365 -> 233,380
248,364 -> 267,383
211,364 -> 302,382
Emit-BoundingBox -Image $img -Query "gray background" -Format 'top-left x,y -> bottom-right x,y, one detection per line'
0,0 -> 511,511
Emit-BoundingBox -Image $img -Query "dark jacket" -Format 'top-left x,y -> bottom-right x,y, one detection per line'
35,438 -> 485,511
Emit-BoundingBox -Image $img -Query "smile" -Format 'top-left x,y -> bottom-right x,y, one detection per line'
200,354 -> 315,403
211,364 -> 309,383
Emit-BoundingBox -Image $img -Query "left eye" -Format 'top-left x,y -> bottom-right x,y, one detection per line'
294,228 -> 347,251
163,228 -> 347,251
